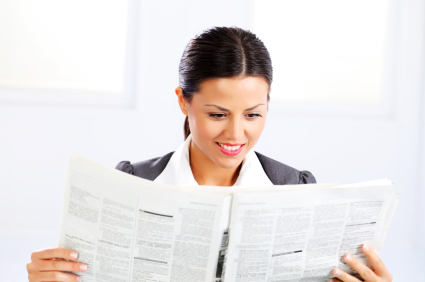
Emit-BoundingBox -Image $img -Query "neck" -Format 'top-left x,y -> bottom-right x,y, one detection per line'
189,139 -> 242,186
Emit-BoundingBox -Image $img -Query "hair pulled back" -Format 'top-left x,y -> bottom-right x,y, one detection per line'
179,26 -> 273,140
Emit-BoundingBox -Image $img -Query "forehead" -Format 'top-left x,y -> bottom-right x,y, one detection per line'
195,76 -> 269,104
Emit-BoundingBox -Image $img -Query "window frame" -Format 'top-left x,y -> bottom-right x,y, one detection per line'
251,0 -> 398,119
0,0 -> 137,109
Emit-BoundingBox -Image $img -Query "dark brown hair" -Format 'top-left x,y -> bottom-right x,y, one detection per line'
178,26 -> 273,140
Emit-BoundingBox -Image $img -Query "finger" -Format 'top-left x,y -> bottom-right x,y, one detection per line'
28,271 -> 82,281
28,259 -> 88,273
329,279 -> 343,282
343,253 -> 379,282
332,268 -> 361,282
362,244 -> 393,280
31,248 -> 78,261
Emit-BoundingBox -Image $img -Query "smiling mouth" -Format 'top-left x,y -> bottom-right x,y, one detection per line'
215,142 -> 245,156
216,142 -> 243,151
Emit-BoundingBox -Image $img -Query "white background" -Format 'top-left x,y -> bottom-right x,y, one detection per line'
0,0 -> 424,280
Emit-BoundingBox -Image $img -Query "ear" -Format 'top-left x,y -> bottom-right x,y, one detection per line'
175,86 -> 189,116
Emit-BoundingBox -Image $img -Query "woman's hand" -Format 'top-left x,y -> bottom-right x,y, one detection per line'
329,244 -> 393,282
27,248 -> 88,281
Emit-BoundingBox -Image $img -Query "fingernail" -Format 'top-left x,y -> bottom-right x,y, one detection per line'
363,243 -> 369,251
345,254 -> 352,262
70,252 -> 78,259
333,269 -> 342,277
329,279 -> 335,282
76,276 -> 82,281
80,264 -> 88,271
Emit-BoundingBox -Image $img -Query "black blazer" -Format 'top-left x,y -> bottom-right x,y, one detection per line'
115,151 -> 316,185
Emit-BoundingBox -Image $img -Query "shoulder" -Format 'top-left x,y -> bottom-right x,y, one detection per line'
254,151 -> 316,185
115,150 -> 316,185
115,151 -> 174,181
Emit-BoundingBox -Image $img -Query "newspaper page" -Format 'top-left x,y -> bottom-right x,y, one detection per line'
58,155 -> 227,282
175,188 -> 233,282
177,184 -> 350,282
223,184 -> 398,282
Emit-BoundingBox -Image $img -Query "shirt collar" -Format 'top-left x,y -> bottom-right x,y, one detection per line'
154,134 -> 273,187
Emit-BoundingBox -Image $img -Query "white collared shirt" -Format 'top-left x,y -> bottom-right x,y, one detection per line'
154,134 -> 273,186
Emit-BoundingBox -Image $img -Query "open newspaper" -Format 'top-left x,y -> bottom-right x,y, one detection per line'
58,154 -> 399,282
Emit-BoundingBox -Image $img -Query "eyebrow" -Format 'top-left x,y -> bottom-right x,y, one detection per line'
205,103 -> 265,111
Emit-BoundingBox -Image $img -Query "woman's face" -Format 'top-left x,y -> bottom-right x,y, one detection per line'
177,76 -> 269,169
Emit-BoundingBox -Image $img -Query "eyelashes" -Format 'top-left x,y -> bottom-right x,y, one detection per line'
209,113 -> 226,119
247,113 -> 263,119
208,113 -> 262,119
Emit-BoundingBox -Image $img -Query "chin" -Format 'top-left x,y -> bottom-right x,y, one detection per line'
213,155 -> 245,169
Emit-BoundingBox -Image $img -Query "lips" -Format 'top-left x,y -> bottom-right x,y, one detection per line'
215,142 -> 245,156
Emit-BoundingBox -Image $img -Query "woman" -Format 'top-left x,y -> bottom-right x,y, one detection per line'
27,27 -> 392,282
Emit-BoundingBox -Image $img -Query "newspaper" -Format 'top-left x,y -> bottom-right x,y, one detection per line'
58,154 -> 398,282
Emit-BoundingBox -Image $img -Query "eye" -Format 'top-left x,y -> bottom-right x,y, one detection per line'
246,113 -> 262,119
209,113 -> 226,119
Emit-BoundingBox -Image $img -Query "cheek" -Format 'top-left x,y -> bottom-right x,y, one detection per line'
255,118 -> 267,135
202,122 -> 223,142
247,115 -> 266,131
244,118 -> 266,145
190,112 -> 222,140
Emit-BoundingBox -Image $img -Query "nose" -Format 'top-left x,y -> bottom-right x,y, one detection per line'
224,116 -> 244,141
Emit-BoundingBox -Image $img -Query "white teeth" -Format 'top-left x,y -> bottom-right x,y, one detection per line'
218,143 -> 242,151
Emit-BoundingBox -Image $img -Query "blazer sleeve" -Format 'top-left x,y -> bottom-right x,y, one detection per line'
299,170 -> 316,184
115,160 -> 134,175
114,151 -> 174,181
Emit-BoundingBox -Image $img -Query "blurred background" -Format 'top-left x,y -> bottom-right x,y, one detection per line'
1,0 -> 424,280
